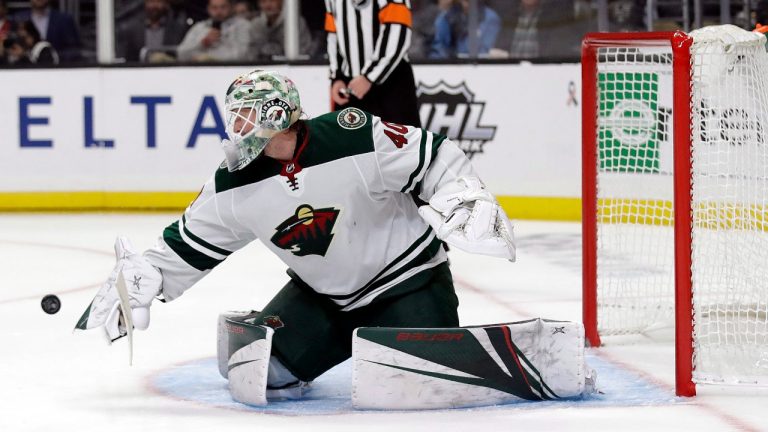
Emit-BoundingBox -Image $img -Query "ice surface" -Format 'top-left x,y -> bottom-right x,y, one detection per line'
1,215 -> 767,431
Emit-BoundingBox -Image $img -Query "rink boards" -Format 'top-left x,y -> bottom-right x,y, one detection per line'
0,64 -> 582,220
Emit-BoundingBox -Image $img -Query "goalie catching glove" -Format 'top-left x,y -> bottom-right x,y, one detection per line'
419,176 -> 516,261
75,236 -> 162,342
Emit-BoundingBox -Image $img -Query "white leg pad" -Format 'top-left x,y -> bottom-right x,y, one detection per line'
352,318 -> 595,410
222,315 -> 274,406
216,311 -> 254,378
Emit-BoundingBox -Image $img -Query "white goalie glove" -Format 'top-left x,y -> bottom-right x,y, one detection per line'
418,176 -> 516,261
75,236 -> 163,343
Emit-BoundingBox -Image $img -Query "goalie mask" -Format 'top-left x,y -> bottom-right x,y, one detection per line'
222,70 -> 302,171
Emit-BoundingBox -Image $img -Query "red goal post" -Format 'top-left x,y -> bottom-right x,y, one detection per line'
583,25 -> 768,398
581,31 -> 696,397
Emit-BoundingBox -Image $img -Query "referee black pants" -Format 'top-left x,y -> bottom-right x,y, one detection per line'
335,61 -> 422,128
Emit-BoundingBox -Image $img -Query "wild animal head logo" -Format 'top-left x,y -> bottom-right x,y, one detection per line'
260,98 -> 292,129
270,205 -> 340,257
268,108 -> 284,122
337,107 -> 366,130
263,315 -> 285,329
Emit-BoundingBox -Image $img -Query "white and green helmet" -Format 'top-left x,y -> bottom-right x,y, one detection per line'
222,70 -> 302,171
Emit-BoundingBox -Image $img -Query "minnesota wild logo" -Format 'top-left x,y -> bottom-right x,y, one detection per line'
337,107 -> 366,130
260,98 -> 293,129
271,205 -> 340,257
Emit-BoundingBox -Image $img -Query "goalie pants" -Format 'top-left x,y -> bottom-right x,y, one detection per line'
254,262 -> 458,382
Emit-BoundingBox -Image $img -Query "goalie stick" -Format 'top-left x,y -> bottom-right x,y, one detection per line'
115,269 -> 134,366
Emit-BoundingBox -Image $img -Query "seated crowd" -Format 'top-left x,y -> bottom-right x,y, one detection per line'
0,0 -> 79,65
117,0 -> 317,63
2,0 -> 758,66
0,0 -> 320,65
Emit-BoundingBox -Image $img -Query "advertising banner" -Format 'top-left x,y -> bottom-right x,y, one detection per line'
0,64 -> 584,218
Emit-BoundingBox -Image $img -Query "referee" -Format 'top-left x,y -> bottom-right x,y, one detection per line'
324,0 -> 421,127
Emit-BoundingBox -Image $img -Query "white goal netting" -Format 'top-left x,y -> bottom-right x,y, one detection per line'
594,25 -> 768,385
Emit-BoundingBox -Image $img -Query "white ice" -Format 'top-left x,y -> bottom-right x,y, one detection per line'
1,214 -> 767,431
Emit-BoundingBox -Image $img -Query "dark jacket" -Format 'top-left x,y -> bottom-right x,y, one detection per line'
117,13 -> 189,62
14,9 -> 81,62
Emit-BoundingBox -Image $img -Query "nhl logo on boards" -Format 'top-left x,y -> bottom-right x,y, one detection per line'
260,98 -> 292,129
337,108 -> 367,130
416,81 -> 497,159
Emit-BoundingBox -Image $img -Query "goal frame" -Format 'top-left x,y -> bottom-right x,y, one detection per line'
581,31 -> 696,397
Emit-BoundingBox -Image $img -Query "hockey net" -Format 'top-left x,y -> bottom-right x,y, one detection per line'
582,25 -> 768,396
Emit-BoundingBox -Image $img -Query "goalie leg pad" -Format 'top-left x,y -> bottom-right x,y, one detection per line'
217,311 -> 257,378
352,318 -> 595,410
223,315 -> 274,406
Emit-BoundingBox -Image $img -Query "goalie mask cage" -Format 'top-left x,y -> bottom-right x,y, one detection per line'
582,25 -> 768,397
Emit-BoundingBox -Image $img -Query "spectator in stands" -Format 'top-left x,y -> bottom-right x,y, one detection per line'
2,34 -> 28,65
429,0 -> 500,59
234,0 -> 257,21
117,0 -> 189,63
505,0 -> 577,60
409,0 -> 441,59
16,20 -> 57,64
607,0 -> 644,32
0,0 -> 13,62
14,0 -> 81,62
167,0 -> 201,24
508,0 -> 545,58
0,0 -> 11,38
300,0 -> 326,59
177,0 -> 251,62
249,0 -> 311,61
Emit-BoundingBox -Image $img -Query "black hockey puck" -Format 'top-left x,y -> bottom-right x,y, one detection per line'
41,294 -> 61,314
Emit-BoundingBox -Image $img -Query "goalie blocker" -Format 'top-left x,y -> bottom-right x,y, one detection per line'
353,318 -> 596,409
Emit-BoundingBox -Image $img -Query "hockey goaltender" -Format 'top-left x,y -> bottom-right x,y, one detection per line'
75,70 -> 595,409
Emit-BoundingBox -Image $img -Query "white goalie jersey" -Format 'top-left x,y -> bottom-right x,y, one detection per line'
145,108 -> 476,311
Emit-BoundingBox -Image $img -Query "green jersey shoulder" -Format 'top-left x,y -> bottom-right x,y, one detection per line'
213,109 -> 377,193
304,108 -> 375,158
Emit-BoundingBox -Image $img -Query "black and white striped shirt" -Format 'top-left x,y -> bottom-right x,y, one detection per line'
324,0 -> 413,84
